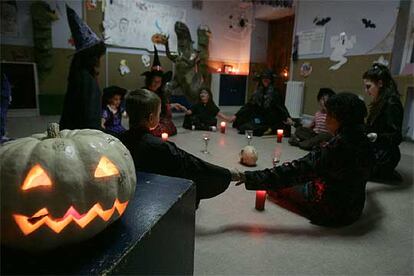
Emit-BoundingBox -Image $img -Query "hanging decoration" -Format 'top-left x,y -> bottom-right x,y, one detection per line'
30,1 -> 59,80
329,32 -> 356,70
119,59 -> 130,76
300,62 -> 313,77
141,54 -> 151,67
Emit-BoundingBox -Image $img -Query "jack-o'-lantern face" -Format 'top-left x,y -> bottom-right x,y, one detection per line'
0,125 -> 136,251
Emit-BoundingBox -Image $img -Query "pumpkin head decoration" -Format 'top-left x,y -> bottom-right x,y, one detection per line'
0,124 -> 136,251
240,146 -> 258,167
151,33 -> 168,45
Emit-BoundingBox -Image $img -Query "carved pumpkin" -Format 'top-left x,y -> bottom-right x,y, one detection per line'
0,124 -> 136,250
240,146 -> 258,167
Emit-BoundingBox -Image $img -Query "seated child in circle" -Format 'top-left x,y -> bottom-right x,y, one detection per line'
120,89 -> 239,205
101,86 -> 127,137
183,88 -> 233,131
236,93 -> 374,227
289,88 -> 336,150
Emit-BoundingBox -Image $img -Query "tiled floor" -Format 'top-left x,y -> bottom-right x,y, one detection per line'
3,109 -> 414,275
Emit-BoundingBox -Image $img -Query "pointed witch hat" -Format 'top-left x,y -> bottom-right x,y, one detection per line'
141,46 -> 172,83
66,4 -> 102,53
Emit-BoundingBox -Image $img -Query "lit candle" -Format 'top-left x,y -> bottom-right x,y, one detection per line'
255,190 -> 266,211
220,121 -> 226,134
277,129 -> 284,143
161,132 -> 168,141
217,68 -> 222,73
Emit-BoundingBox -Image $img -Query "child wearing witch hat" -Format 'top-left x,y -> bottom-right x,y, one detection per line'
141,46 -> 187,137
60,5 -> 106,130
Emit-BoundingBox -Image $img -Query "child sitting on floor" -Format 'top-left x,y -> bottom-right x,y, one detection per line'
235,93 -> 374,227
120,89 -> 239,205
183,87 -> 232,130
289,88 -> 336,150
101,86 -> 127,137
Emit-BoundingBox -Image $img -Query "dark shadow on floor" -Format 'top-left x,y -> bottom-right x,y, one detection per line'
196,190 -> 384,238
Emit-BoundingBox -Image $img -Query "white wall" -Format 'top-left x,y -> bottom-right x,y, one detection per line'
295,0 -> 400,59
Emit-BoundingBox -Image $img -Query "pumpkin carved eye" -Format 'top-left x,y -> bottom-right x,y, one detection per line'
94,156 -> 119,178
22,164 -> 52,190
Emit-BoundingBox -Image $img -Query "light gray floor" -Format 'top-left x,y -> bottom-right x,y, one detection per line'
4,108 -> 414,275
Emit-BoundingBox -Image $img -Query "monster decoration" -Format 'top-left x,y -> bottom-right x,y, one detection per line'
31,1 -> 59,80
0,123 -> 136,251
156,21 -> 211,103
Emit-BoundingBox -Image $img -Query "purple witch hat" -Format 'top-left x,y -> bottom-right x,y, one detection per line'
66,4 -> 102,52
141,46 -> 172,83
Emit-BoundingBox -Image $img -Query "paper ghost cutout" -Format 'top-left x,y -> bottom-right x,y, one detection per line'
141,55 -> 150,67
329,32 -> 356,70
119,60 -> 130,76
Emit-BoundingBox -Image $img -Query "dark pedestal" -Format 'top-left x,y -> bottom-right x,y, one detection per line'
1,172 -> 196,275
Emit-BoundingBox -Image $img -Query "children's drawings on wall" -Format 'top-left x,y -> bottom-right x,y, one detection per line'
329,32 -> 356,70
103,0 -> 186,51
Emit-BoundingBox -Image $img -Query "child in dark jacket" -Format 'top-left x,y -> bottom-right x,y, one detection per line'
235,93 -> 374,227
183,87 -> 232,130
120,89 -> 238,204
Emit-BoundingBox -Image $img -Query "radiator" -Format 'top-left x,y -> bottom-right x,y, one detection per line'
285,81 -> 304,118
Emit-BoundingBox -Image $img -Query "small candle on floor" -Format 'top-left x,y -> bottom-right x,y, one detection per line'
255,190 -> 266,211
220,122 -> 226,134
161,132 -> 169,141
277,129 -> 284,143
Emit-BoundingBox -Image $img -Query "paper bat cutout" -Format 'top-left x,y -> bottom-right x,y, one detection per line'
313,17 -> 331,26
362,18 -> 376,29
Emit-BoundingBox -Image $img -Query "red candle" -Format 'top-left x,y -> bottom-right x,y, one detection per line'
161,132 -> 169,141
220,121 -> 226,134
255,190 -> 266,211
277,129 -> 284,143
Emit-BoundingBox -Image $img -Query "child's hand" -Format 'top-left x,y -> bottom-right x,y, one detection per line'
186,110 -> 192,115
230,168 -> 246,185
284,117 -> 294,125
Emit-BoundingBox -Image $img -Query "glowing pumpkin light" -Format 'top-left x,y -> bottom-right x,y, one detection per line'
0,123 -> 136,251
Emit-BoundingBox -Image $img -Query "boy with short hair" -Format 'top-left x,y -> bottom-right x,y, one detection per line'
120,89 -> 236,204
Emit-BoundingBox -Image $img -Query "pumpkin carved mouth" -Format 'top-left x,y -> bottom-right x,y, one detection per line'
13,199 -> 129,235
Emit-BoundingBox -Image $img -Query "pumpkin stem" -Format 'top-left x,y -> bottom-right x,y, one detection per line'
47,123 -> 61,138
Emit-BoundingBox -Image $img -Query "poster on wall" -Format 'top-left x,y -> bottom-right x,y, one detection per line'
103,0 -> 186,51
297,27 -> 326,55
1,1 -> 19,37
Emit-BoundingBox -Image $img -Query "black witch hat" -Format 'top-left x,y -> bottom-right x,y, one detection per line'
141,46 -> 172,83
66,4 -> 102,53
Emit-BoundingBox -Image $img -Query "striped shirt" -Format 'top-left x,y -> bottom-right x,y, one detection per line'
313,111 -> 329,134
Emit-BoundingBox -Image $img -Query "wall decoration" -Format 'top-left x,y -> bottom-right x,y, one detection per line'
103,0 -> 186,51
0,124 -> 136,251
362,18 -> 376,29
141,54 -> 151,67
119,59 -> 130,76
329,32 -> 356,70
31,1 -> 59,80
1,0 -> 18,37
192,0 -> 203,10
313,17 -> 331,26
300,62 -> 312,77
373,55 -> 389,67
297,27 -> 326,55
